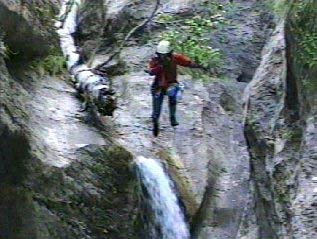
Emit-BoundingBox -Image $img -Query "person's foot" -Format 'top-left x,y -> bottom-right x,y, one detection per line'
153,120 -> 159,137
171,118 -> 179,127
171,122 -> 179,127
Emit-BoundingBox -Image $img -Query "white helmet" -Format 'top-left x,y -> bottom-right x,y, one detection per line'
156,40 -> 172,54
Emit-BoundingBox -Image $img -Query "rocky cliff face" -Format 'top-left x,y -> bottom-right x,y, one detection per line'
1,0 -> 316,238
0,1 -> 141,238
243,1 -> 317,238
0,0 -> 59,60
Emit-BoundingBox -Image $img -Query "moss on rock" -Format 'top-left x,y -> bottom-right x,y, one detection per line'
28,145 -> 142,239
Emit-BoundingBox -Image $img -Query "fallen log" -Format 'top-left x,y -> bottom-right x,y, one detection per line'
71,64 -> 117,116
57,0 -> 116,116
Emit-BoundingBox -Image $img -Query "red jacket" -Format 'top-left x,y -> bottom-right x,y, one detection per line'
149,54 -> 198,90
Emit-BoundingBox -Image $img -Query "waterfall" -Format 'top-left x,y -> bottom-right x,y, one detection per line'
56,0 -> 101,84
56,0 -> 116,116
56,0 -> 92,77
136,156 -> 190,239
56,0 -> 82,69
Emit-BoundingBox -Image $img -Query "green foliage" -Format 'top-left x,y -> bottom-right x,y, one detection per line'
162,31 -> 222,69
282,128 -> 302,142
29,4 -> 58,27
157,14 -> 176,23
153,1 -> 243,81
265,0 -> 289,16
2,44 -> 19,59
286,0 -> 317,95
32,49 -> 67,76
290,0 -> 317,70
298,32 -> 317,69
42,54 -> 67,76
159,15 -> 223,76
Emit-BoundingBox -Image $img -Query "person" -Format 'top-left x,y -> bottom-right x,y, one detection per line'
146,40 -> 203,137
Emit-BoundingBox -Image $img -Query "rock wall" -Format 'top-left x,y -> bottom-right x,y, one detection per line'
0,0 -> 59,60
243,21 -> 287,238
243,1 -> 317,238
2,0 -> 316,238
284,1 -> 317,237
0,1 -> 142,238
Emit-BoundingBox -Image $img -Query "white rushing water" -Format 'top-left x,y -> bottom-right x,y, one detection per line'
56,0 -> 112,107
56,0 -> 104,84
56,0 -> 95,88
136,156 -> 190,239
56,0 -> 82,69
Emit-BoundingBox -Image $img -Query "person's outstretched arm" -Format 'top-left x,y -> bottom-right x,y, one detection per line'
173,54 -> 201,68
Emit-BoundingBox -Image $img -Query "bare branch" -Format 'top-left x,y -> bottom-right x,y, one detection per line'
95,0 -> 161,70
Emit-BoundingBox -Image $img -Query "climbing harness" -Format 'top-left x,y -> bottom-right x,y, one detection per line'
176,82 -> 185,101
166,82 -> 185,101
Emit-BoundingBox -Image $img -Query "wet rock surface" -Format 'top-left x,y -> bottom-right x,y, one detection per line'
243,22 -> 287,239
1,0 -> 316,238
0,1 -> 141,238
0,0 -> 59,60
243,1 -> 317,236
1,58 -> 141,239
110,72 -> 251,239
27,76 -> 106,167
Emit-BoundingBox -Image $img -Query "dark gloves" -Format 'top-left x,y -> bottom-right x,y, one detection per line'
201,66 -> 209,72
191,63 -> 209,72
196,64 -> 209,72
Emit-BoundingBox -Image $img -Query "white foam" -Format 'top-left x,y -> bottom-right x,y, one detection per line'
136,156 -> 190,239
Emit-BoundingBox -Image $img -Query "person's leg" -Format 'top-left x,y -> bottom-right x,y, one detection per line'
152,91 -> 164,121
169,95 -> 179,126
152,90 -> 164,136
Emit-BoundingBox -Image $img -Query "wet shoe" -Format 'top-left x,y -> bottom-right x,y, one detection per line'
153,120 -> 159,137
171,118 -> 179,127
171,121 -> 179,127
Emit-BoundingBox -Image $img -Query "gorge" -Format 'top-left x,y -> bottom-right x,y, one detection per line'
0,0 -> 316,238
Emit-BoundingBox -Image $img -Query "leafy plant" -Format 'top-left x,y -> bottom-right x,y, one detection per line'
157,14 -> 176,23
1,43 -> 19,59
160,15 -> 223,74
32,49 -> 67,76
288,0 -> 317,93
43,54 -> 67,75
27,3 -> 58,27
265,0 -> 289,16
291,0 -> 317,69
298,32 -> 317,69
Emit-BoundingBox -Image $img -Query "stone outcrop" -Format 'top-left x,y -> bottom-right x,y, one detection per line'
0,0 -> 59,60
1,0 -> 316,238
0,1 -> 142,238
243,21 -> 287,238
243,1 -> 317,238
285,2 -> 317,235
